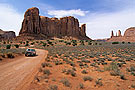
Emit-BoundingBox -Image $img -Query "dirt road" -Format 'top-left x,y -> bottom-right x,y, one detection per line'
0,49 -> 48,90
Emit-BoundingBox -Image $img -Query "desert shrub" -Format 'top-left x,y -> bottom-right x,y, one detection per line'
72,67 -> 76,71
62,69 -> 67,73
34,76 -> 40,82
49,84 -> 58,90
0,58 -> 2,61
14,44 -> 19,48
26,41 -> 29,43
80,40 -> 85,45
30,42 -> 35,45
88,42 -> 92,45
25,43 -> 29,46
82,60 -> 90,63
120,74 -> 126,80
55,61 -> 63,65
42,62 -> 52,67
43,69 -> 51,75
83,76 -> 93,81
41,63 -> 46,68
104,62 -> 119,71
122,42 -> 125,44
3,41 -> 6,44
69,61 -> 75,66
72,43 -> 77,46
126,66 -> 135,72
7,53 -> 14,58
6,44 -> 11,49
71,40 -> 77,43
60,78 -> 71,87
52,78 -> 56,82
112,42 -> 119,44
131,72 -> 135,76
110,69 -> 120,76
59,40 -> 64,42
71,71 -> 76,77
79,83 -> 84,89
42,43 -> 47,47
95,78 -> 103,86
79,63 -> 84,67
48,41 -> 52,45
81,70 -> 88,74
101,62 -> 108,65
128,42 -> 131,44
90,63 -> 96,67
131,84 -> 135,88
66,42 -> 71,45
20,41 -> 23,44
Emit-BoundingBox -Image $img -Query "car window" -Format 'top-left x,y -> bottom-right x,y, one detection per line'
31,49 -> 35,51
26,49 -> 31,51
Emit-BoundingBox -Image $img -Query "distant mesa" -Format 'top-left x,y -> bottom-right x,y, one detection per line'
0,29 -> 16,40
107,27 -> 135,42
18,7 -> 91,40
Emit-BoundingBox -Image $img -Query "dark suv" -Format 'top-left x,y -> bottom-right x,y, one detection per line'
25,49 -> 36,56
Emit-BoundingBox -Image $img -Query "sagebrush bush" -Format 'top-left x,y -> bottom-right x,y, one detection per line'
83,76 -> 93,81
60,78 -> 71,87
79,83 -> 84,89
95,78 -> 103,86
81,70 -> 88,74
43,69 -> 51,75
49,84 -> 58,90
7,53 -> 14,58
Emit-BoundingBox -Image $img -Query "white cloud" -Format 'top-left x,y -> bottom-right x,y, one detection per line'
81,9 -> 135,39
48,9 -> 89,18
0,3 -> 23,36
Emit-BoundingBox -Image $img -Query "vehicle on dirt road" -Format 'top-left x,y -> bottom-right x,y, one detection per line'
25,49 -> 36,56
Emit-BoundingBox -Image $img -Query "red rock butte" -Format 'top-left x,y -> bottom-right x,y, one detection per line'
0,29 -> 16,40
107,27 -> 135,42
18,7 -> 91,40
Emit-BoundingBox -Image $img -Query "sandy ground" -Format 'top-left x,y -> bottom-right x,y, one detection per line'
0,49 -> 48,90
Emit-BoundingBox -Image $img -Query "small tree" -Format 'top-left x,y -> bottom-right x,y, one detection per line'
128,42 -> 131,44
43,43 -> 47,47
112,42 -> 119,44
122,41 -> 125,44
25,43 -> 29,46
14,44 -> 19,48
6,44 -> 11,49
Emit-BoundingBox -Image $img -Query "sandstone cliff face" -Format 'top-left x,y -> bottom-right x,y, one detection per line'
19,7 -> 90,40
19,7 -> 41,35
0,29 -> 16,40
108,27 -> 135,42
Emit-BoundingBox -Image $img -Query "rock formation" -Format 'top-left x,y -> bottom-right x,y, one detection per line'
118,30 -> 122,37
0,29 -> 16,40
111,31 -> 114,38
107,27 -> 135,42
19,7 -> 90,40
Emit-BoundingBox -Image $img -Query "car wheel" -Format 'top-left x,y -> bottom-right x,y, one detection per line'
25,54 -> 28,57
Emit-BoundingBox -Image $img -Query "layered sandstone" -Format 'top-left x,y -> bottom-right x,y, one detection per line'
0,29 -> 16,40
107,27 -> 135,42
19,7 -> 90,40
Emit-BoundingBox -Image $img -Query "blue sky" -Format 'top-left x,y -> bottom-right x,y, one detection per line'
0,0 -> 135,39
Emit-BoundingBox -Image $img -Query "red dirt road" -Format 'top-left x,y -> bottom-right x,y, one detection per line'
0,49 -> 48,90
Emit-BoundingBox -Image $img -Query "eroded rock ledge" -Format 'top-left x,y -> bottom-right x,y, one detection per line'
19,7 -> 91,40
